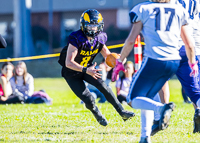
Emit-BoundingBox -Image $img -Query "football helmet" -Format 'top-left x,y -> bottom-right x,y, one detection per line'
80,9 -> 104,38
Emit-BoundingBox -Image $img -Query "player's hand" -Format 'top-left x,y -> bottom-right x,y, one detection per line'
188,61 -> 199,77
111,59 -> 126,82
86,62 -> 102,79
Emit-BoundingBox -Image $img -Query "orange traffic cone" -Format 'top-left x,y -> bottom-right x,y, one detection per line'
134,35 -> 142,72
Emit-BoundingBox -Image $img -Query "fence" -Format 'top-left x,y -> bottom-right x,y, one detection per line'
0,40 -> 145,77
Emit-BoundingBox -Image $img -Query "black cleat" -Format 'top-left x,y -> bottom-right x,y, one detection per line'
94,114 -> 108,126
139,136 -> 151,143
120,110 -> 135,121
193,109 -> 200,133
150,103 -> 175,136
159,102 -> 176,130
92,107 -> 108,126
151,120 -> 159,136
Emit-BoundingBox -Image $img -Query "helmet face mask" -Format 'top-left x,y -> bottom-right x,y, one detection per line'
85,24 -> 102,37
80,9 -> 104,38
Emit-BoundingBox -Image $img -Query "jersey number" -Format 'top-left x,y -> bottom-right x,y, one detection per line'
80,56 -> 91,67
178,0 -> 196,19
154,7 -> 175,31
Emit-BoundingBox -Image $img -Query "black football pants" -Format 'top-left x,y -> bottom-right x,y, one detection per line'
63,71 -> 124,114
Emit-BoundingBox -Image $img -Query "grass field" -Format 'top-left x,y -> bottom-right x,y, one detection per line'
0,78 -> 199,142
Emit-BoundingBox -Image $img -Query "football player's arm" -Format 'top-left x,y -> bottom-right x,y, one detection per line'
100,44 -> 111,58
66,44 -> 102,79
100,45 -> 127,63
119,21 -> 142,62
65,43 -> 83,72
181,25 -> 196,64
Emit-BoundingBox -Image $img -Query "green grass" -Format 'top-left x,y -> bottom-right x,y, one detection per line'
0,78 -> 199,142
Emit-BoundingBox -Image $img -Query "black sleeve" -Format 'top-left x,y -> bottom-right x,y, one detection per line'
129,11 -> 138,24
0,34 -> 7,48
58,45 -> 68,67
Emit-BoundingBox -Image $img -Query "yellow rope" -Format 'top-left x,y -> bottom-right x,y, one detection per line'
0,42 -> 145,62
107,43 -> 124,49
0,53 -> 60,62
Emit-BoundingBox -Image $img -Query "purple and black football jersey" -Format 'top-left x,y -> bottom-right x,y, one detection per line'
58,29 -> 107,68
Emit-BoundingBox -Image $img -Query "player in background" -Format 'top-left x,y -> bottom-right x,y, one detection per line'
111,0 -> 198,142
191,0 -> 200,133
151,0 -> 200,136
58,9 -> 135,126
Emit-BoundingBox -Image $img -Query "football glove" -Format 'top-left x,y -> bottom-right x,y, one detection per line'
111,59 -> 125,82
188,61 -> 199,77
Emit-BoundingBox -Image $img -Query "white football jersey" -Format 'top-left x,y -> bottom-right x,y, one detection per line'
175,0 -> 199,23
193,16 -> 200,55
129,2 -> 189,60
176,0 -> 200,55
192,0 -> 200,55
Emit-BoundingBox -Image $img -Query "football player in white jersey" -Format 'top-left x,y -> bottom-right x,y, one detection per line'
167,0 -> 200,134
181,0 -> 200,134
150,0 -> 200,136
111,0 -> 198,142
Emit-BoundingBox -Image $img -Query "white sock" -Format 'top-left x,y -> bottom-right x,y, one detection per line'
196,98 -> 200,108
141,109 -> 154,138
153,93 -> 161,121
131,96 -> 164,114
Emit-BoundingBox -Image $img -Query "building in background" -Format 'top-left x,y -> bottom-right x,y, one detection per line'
0,0 -> 146,58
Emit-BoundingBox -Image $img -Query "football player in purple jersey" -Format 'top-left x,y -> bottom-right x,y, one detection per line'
58,9 -> 135,126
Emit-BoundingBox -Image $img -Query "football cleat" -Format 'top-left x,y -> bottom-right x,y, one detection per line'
94,114 -> 108,126
120,110 -> 135,121
92,107 -> 108,126
159,102 -> 176,130
139,136 -> 151,143
193,109 -> 200,133
150,120 -> 159,136
150,102 -> 175,136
